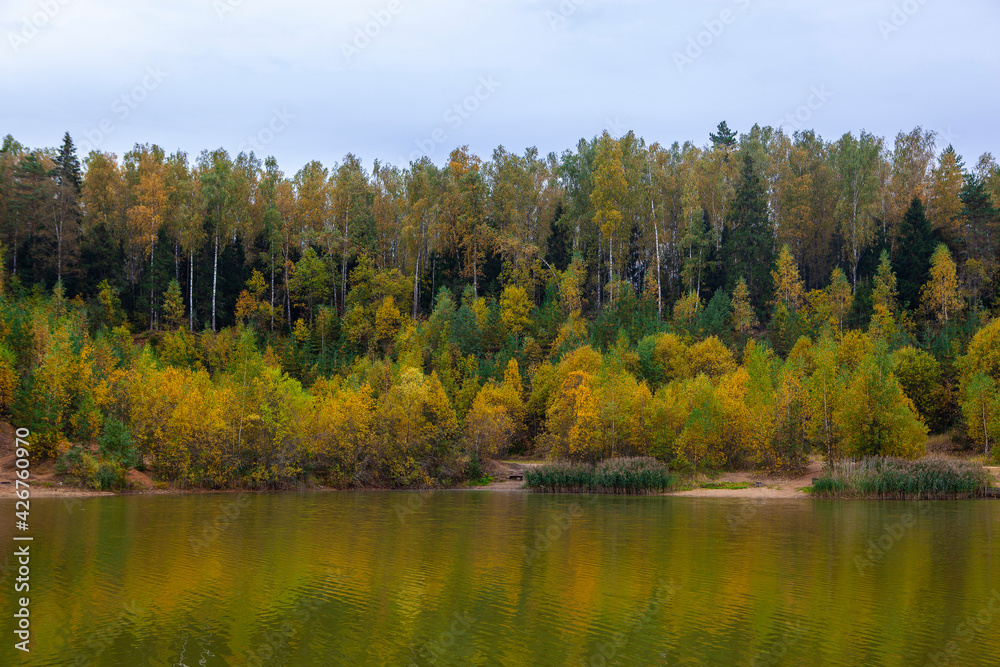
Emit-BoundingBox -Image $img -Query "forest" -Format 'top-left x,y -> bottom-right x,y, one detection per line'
0,121 -> 998,489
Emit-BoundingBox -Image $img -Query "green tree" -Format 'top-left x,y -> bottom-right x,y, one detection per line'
724,152 -> 775,312
836,345 -> 927,459
288,247 -> 331,324
892,197 -> 936,310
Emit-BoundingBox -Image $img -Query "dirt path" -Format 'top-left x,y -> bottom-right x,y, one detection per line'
666,460 -> 824,499
477,460 -> 824,498
475,461 -> 542,490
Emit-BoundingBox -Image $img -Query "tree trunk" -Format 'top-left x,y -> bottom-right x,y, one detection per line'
270,250 -> 275,333
652,199 -> 661,318
189,249 -> 195,331
149,239 -> 156,330
412,245 -> 420,320
212,232 -> 219,332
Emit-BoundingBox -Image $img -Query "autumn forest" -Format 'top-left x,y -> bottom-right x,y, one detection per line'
1,121 -> 999,490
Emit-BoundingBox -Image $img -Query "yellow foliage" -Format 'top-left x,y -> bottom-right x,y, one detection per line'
499,285 -> 532,337
921,244 -> 964,323
772,245 -> 805,311
687,336 -> 736,379
465,384 -> 515,460
672,291 -> 700,328
731,277 -> 757,334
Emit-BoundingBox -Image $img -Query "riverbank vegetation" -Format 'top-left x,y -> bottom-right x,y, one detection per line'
811,457 -> 992,499
524,457 -> 678,494
1,122 -> 999,490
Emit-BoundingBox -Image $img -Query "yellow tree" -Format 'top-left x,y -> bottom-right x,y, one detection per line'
687,336 -> 736,379
308,384 -> 376,485
921,243 -> 963,323
125,144 -> 168,327
731,277 -> 756,336
545,371 -> 601,462
591,132 -> 627,304
234,269 -> 272,332
671,291 -> 700,330
926,145 -> 965,245
465,384 -> 514,461
499,284 -> 532,337
771,245 -> 805,311
827,267 -> 852,333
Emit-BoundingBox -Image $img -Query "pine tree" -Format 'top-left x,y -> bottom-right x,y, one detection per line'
710,121 -> 737,150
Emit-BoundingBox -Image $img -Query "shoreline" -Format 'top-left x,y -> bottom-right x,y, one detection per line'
2,460 -> 996,501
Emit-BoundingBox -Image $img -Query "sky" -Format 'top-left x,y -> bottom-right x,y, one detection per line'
2,0 -> 998,174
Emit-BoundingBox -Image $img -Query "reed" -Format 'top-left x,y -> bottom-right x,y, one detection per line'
811,456 -> 993,499
525,457 -> 679,494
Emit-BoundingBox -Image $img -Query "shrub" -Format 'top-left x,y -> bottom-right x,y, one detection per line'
98,417 -> 140,469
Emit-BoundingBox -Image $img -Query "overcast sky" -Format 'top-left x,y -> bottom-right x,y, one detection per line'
2,0 -> 998,173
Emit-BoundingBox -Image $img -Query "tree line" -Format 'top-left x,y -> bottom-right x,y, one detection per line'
0,122 -> 997,488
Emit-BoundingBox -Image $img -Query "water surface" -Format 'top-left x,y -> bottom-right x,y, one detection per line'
2,491 -> 998,665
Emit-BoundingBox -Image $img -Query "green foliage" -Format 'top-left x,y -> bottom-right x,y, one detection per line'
98,417 -> 140,469
837,345 -> 927,459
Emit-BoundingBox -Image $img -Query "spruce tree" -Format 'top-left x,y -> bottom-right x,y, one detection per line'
892,197 -> 935,310
724,152 -> 775,315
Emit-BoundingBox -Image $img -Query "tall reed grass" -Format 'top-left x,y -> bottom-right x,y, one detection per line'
525,457 -> 678,494
812,457 -> 993,499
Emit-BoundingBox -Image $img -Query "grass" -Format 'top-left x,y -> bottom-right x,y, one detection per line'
700,481 -> 751,490
525,457 -> 679,495
811,456 -> 993,500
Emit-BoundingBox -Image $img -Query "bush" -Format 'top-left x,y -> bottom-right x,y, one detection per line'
94,462 -> 128,491
98,417 -> 140,469
812,456 -> 992,499
525,457 -> 678,494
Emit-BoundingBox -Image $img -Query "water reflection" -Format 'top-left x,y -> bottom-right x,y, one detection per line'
0,492 -> 996,665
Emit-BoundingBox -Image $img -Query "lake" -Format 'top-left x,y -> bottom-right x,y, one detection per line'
2,491 -> 998,666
